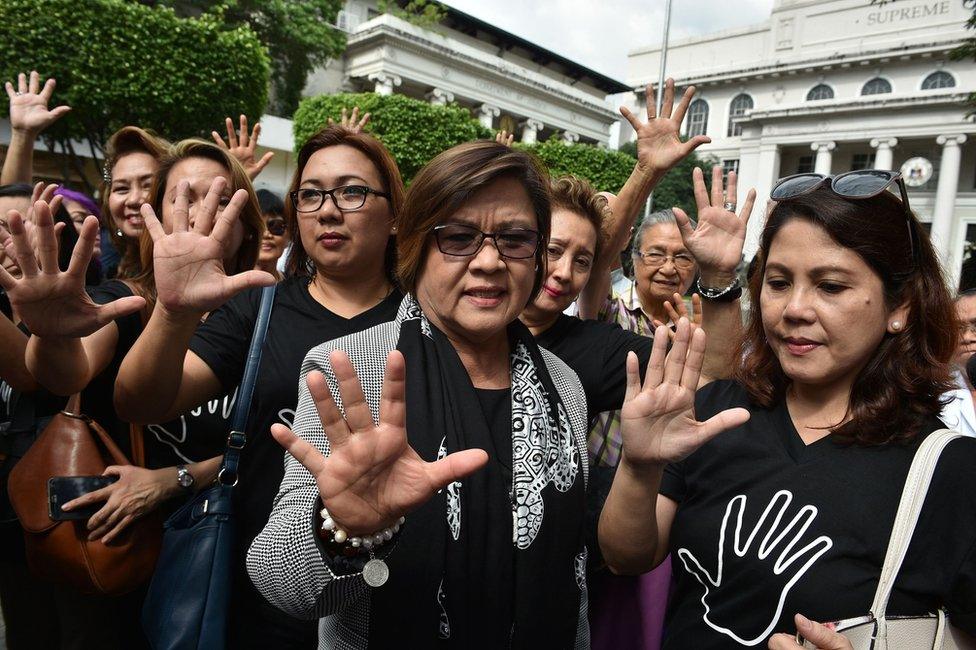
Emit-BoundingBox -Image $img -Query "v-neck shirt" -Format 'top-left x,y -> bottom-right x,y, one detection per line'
659,379 -> 976,648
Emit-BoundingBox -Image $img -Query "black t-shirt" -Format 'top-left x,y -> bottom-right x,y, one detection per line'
188,278 -> 403,567
535,314 -> 652,420
474,387 -> 513,486
660,380 -> 976,648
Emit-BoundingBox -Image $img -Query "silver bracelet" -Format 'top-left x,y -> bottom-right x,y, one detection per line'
696,275 -> 740,299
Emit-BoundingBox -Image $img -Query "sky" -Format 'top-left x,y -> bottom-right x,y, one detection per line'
444,0 -> 776,81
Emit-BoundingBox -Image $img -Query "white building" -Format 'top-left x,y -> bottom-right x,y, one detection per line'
627,0 -> 976,288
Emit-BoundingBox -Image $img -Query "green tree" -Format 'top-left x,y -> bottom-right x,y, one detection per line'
951,0 -> 976,111
377,0 -> 446,29
142,0 -> 346,117
0,0 -> 269,191
516,139 -> 637,194
293,92 -> 492,181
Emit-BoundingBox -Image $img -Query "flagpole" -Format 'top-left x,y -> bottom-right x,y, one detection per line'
645,0 -> 673,218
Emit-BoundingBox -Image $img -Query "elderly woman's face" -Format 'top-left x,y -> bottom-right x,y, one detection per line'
633,222 -> 696,307
529,208 -> 597,316
417,175 -> 539,346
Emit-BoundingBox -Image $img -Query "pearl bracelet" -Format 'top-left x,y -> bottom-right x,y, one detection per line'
319,506 -> 404,551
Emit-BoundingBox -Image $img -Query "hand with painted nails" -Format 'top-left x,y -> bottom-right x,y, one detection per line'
143,177 -> 276,315
272,350 -> 489,537
673,166 -> 756,281
327,106 -> 371,134
5,71 -> 71,136
620,78 -> 710,179
768,614 -> 853,650
620,318 -> 750,468
211,115 -> 275,180
0,200 -> 144,339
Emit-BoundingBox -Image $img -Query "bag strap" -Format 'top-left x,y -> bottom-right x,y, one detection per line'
216,285 -> 276,486
870,428 -> 963,619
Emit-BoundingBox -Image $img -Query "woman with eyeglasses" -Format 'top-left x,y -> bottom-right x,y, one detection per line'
114,126 -> 404,648
599,170 -> 976,648
245,139 -> 597,647
255,188 -> 291,279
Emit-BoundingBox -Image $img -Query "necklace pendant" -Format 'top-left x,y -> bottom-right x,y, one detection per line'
363,558 -> 389,588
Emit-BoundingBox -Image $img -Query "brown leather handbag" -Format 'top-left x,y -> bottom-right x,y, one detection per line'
7,400 -> 162,595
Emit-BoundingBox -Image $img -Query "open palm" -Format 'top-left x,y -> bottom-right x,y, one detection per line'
145,177 -> 275,314
0,202 -> 144,338
5,71 -> 71,135
272,350 -> 488,536
620,319 -> 749,466
674,166 -> 757,275
621,79 -> 710,177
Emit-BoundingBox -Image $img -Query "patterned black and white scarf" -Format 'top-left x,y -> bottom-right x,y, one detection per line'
368,295 -> 588,647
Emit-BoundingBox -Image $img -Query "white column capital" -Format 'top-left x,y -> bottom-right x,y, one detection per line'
520,119 -> 544,131
477,103 -> 501,118
937,134 -> 968,147
425,88 -> 454,106
561,131 -> 580,145
810,141 -> 836,153
519,119 -> 544,145
870,137 -> 899,150
368,73 -> 401,96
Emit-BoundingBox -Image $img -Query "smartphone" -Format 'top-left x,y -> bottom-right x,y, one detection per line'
48,475 -> 118,521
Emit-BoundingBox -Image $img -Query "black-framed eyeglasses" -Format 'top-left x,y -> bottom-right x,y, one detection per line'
265,217 -> 286,236
635,250 -> 696,270
770,169 -> 919,266
289,184 -> 390,213
433,223 -> 540,259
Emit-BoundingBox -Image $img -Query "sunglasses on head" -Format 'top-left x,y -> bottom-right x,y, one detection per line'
770,169 -> 919,267
265,218 -> 286,236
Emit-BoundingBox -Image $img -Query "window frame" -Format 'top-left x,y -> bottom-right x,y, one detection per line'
805,83 -> 835,101
860,77 -> 893,96
685,99 -> 710,138
726,94 -> 754,137
920,71 -> 956,91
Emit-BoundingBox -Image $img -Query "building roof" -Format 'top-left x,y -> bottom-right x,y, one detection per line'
396,0 -> 630,94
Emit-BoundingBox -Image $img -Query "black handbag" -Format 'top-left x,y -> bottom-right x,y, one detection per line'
142,285 -> 276,650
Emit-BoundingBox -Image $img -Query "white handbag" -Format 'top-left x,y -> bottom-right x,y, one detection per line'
801,429 -> 976,649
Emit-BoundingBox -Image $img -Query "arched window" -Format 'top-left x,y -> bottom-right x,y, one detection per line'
921,71 -> 955,90
727,94 -> 754,137
861,77 -> 892,96
686,99 -> 709,137
806,84 -> 834,101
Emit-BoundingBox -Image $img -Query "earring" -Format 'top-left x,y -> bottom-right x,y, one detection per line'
115,228 -> 123,237
890,321 -> 903,331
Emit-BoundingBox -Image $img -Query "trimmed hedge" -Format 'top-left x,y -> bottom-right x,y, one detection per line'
0,0 -> 270,149
293,92 -> 492,181
516,139 -> 636,194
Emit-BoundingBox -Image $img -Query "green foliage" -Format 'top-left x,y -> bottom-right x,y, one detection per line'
378,0 -> 446,29
950,0 -> 976,111
648,151 -> 715,217
516,139 -> 636,194
145,0 -> 346,117
0,0 -> 269,153
293,92 -> 492,181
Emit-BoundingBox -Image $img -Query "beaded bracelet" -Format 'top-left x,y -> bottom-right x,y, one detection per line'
319,506 -> 403,552
696,275 -> 742,301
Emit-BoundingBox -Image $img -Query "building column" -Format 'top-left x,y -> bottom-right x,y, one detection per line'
426,88 -> 454,106
520,119 -> 544,145
476,104 -> 500,130
870,137 -> 898,171
741,142 -> 781,260
810,141 -> 836,175
562,131 -> 580,145
368,73 -> 401,96
930,134 -> 968,266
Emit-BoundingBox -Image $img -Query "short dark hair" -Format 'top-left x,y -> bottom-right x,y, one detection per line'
256,189 -> 285,217
734,185 -> 956,445
396,140 -> 551,298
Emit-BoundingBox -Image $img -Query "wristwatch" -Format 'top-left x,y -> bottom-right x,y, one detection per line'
176,465 -> 195,489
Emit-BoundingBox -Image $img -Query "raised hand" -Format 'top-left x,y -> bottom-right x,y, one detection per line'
5,71 -> 71,136
768,615 -> 853,650
495,130 -> 514,147
673,166 -> 757,278
620,78 -> 710,178
0,202 -> 144,338
211,115 -> 274,180
619,318 -> 749,467
327,106 -> 371,134
271,350 -> 488,536
653,292 -> 702,339
144,177 -> 276,315
676,491 -> 834,645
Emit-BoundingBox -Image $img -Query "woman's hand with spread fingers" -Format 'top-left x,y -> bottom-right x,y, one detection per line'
0,200 -> 144,339
327,106 -> 371,134
653,292 -> 703,340
619,318 -> 750,468
5,71 -> 71,136
211,114 -> 275,180
272,350 -> 489,537
144,177 -> 276,316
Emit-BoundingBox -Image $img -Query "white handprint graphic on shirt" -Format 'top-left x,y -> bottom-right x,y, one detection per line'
677,490 -> 834,646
